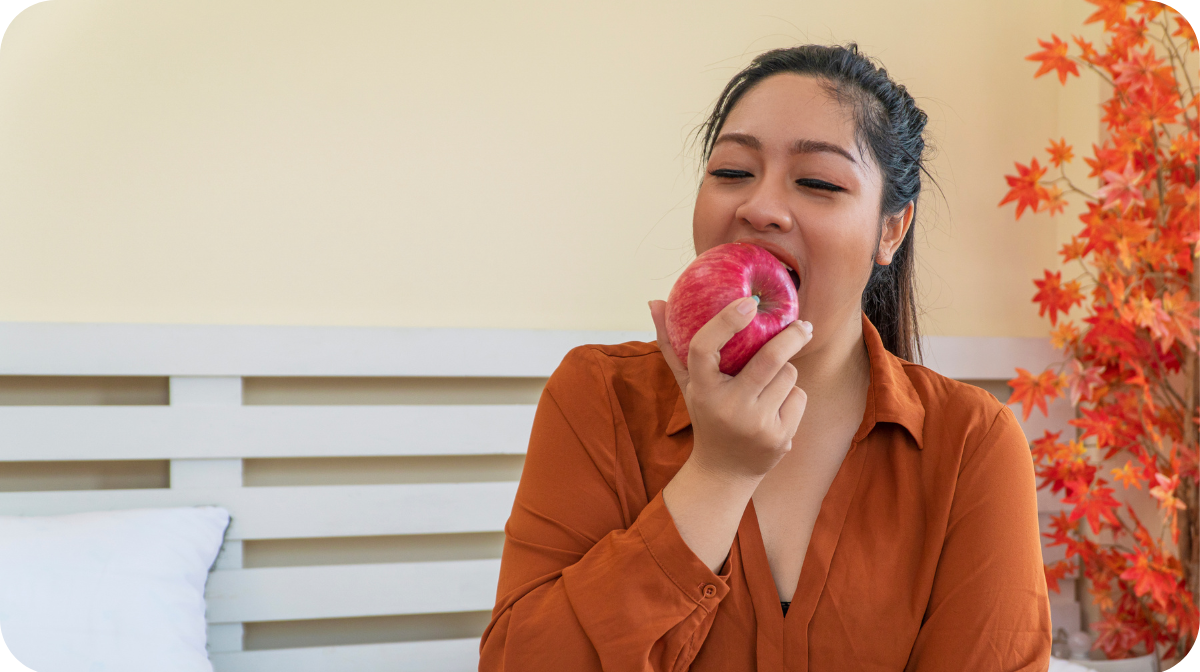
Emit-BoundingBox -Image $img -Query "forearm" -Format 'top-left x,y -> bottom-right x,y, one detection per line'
662,449 -> 761,572
485,492 -> 731,672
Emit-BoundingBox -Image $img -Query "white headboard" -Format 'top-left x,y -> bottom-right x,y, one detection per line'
0,323 -> 1067,670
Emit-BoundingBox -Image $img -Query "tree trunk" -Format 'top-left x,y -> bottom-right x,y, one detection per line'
1184,261 -> 1199,657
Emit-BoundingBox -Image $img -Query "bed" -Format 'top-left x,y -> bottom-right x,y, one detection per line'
0,321 -> 1069,671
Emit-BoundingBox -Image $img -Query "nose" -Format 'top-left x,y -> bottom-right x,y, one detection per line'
733,174 -> 795,233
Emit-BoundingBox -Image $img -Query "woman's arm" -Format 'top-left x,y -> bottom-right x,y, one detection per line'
904,405 -> 1053,672
480,298 -> 812,671
479,348 -> 733,672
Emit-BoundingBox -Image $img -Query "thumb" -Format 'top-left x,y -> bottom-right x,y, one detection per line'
648,300 -> 690,393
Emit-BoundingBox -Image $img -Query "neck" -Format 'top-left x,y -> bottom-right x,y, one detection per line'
789,310 -> 872,402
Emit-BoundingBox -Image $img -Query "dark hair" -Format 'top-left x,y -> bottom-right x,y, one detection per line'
696,43 -> 930,364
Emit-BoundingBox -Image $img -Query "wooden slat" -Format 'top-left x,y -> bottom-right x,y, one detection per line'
0,405 -> 535,461
0,482 -> 518,540
920,335 -> 1059,380
0,322 -> 652,376
205,559 -> 501,622
0,321 -> 1051,380
209,637 -> 480,672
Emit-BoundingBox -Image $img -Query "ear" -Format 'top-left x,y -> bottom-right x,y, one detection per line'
875,201 -> 914,265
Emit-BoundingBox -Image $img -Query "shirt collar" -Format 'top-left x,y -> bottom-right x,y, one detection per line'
666,310 -> 925,450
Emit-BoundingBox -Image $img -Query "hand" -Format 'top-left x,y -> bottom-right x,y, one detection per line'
648,297 -> 812,483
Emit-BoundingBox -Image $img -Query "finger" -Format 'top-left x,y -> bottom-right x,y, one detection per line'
735,319 -> 813,393
757,361 -> 799,410
777,385 -> 809,435
687,296 -> 759,389
648,300 -> 690,392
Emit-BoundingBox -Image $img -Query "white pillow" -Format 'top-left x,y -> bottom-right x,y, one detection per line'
0,506 -> 230,672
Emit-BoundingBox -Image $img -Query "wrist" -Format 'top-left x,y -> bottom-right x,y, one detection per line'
666,453 -> 760,511
686,441 -> 770,490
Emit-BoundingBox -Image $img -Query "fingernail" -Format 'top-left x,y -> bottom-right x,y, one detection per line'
802,321 -> 813,332
737,297 -> 757,315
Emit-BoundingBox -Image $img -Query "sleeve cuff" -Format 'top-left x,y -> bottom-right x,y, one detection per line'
637,490 -> 733,608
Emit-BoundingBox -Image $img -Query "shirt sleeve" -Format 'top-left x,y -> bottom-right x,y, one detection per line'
904,404 -> 1053,672
479,346 -> 732,672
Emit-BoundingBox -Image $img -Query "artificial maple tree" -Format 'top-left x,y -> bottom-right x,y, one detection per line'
999,0 -> 1199,663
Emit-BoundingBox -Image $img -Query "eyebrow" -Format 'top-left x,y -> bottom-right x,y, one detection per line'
713,132 -> 858,165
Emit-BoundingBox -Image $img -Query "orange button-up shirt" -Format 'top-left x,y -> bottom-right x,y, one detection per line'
480,312 -> 1052,671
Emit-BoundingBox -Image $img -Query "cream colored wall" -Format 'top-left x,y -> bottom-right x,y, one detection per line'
0,0 -> 1103,337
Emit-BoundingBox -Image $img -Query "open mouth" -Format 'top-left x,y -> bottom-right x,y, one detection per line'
784,265 -> 800,290
735,238 -> 801,290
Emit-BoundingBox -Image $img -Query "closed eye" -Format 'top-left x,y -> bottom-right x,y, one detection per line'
709,169 -> 753,179
796,178 -> 845,192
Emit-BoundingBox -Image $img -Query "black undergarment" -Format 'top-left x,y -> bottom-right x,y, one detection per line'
781,601 -> 791,616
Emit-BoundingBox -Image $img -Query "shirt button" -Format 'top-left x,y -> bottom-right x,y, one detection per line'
702,584 -> 717,598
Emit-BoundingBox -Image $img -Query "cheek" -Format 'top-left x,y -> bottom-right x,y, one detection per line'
801,210 -> 880,293
691,187 -> 732,248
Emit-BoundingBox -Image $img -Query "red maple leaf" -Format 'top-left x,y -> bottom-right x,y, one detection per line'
1084,143 -> 1127,178
1071,407 -> 1122,450
1119,548 -> 1178,609
1044,511 -> 1075,545
1063,480 -> 1123,534
1064,358 -> 1105,405
999,158 -> 1049,219
1093,161 -> 1146,212
1045,560 -> 1076,593
1026,34 -> 1081,84
1033,270 -> 1084,325
1112,48 -> 1171,96
1092,616 -> 1142,659
1007,367 -> 1063,421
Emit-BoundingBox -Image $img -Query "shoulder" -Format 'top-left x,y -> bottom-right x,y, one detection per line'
548,340 -> 669,388
545,340 -> 678,418
899,361 -> 1024,464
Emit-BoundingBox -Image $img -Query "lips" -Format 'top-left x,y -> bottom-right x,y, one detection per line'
734,238 -> 801,290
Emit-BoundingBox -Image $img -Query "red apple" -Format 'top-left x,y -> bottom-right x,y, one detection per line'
665,241 -> 800,376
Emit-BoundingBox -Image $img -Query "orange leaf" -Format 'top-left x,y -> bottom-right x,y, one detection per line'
1084,0 -> 1132,29
1134,0 -> 1165,20
1050,321 -> 1081,350
1026,34 -> 1081,84
1073,35 -> 1100,63
1047,137 -> 1075,167
1059,236 -> 1087,263
1111,460 -> 1143,489
1007,367 -> 1063,421
1042,185 -> 1069,215
1174,14 -> 1198,51
999,158 -> 1049,219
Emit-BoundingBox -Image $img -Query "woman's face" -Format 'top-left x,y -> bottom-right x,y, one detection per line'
692,73 -> 911,351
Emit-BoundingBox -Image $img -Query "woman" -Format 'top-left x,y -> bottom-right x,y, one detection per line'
480,44 -> 1051,671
